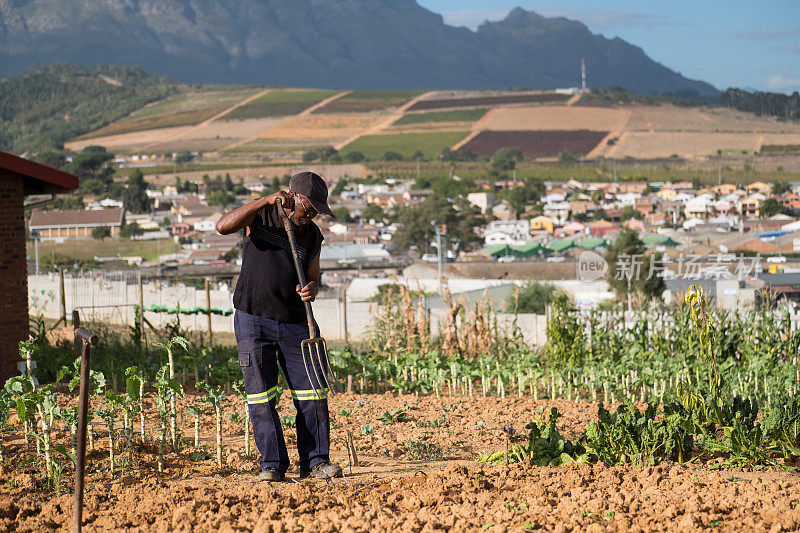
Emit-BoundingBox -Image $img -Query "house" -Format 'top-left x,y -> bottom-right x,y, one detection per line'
746,181 -> 772,196
491,201 -> 516,221
1,150 -> 78,380
529,216 -> 554,234
684,194 -> 714,220
562,221 -> 586,236
486,219 -> 530,240
402,189 -> 434,204
170,222 -> 191,236
634,198 -> 655,216
616,192 -> 641,207
616,181 -> 648,194
542,201 -> 570,224
656,188 -> 678,201
623,219 -> 645,232
589,220 -> 619,237
713,184 -> 738,196
738,194 -> 766,218
466,192 -> 496,214
29,207 -> 125,239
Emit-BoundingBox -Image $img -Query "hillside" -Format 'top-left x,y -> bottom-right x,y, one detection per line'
0,64 -> 177,153
62,86 -> 800,164
0,1 -> 717,97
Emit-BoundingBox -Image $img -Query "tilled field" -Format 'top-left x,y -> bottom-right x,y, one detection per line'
3,392 -> 800,531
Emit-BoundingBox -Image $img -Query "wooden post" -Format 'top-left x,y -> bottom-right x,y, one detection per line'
59,269 -> 67,324
205,278 -> 213,346
139,271 -> 149,357
73,327 -> 98,533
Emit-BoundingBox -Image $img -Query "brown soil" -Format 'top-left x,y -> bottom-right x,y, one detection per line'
3,392 -> 800,532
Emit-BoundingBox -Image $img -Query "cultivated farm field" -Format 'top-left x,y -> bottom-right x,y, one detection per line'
461,130 -> 609,158
608,131 -> 761,159
481,106 -> 627,132
224,89 -> 341,120
313,90 -> 425,114
408,92 -> 571,111
341,131 -> 470,159
256,113 -> 389,146
76,86 -> 266,139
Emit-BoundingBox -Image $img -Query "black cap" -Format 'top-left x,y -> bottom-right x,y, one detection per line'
289,171 -> 333,216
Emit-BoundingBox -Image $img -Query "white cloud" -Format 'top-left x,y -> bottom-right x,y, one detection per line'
766,74 -> 800,92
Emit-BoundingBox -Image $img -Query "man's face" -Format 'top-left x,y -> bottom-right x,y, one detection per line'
290,192 -> 317,226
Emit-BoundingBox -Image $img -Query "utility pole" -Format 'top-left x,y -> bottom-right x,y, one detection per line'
34,236 -> 39,276
435,224 -> 447,283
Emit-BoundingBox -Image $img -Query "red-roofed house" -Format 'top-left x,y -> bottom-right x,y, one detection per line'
1,150 -> 78,380
589,220 -> 619,237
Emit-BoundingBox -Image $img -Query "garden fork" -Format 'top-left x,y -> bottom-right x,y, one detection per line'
276,198 -> 341,398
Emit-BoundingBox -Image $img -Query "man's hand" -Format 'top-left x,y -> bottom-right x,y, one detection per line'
296,281 -> 318,302
270,190 -> 294,210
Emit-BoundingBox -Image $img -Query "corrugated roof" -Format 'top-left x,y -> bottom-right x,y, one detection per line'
576,236 -> 606,249
546,239 -> 576,253
29,208 -> 125,228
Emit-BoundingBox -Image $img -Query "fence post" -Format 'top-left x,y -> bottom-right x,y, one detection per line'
342,287 -> 349,345
72,327 -> 98,533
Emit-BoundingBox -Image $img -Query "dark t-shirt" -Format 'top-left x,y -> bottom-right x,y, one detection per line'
233,204 -> 323,323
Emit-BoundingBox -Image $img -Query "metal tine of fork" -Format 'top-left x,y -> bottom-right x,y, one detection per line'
317,339 -> 343,393
309,341 -> 332,394
301,341 -> 325,400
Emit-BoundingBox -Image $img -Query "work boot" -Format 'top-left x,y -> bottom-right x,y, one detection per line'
258,468 -> 285,482
300,462 -> 343,479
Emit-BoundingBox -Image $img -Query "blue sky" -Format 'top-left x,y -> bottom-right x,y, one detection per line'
417,0 -> 800,93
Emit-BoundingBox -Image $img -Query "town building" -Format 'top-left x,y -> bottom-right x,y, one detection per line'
29,207 -> 125,239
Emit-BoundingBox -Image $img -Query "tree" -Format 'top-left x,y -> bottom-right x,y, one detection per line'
331,179 -> 348,197
92,226 -> 111,240
207,189 -> 233,207
302,150 -> 318,163
760,198 -> 782,217
360,204 -> 385,222
332,206 -> 351,222
382,151 -> 402,161
392,196 -> 483,254
67,145 -> 113,183
506,281 -> 556,314
120,221 -> 144,239
224,174 -> 234,192
621,205 -> 642,221
605,229 -> 665,304
80,178 -> 105,195
174,151 -> 193,165
345,151 -> 365,163
123,169 -> 150,213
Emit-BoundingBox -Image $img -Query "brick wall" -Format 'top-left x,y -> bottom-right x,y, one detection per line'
0,173 -> 28,381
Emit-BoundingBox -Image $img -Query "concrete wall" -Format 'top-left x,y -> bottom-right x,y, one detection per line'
28,273 -> 548,345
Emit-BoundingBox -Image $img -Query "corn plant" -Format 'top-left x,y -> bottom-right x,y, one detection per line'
124,366 -> 147,440
197,380 -> 225,469
153,364 -> 183,473
96,390 -> 124,476
231,380 -> 251,457
0,390 -> 11,463
186,404 -> 206,448
154,336 -> 189,449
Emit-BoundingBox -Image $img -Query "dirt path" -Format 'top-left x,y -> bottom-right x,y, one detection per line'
590,109 -> 633,159
139,88 -> 274,151
333,91 -> 438,150
566,93 -> 582,106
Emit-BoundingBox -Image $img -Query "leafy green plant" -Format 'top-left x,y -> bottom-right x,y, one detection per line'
197,380 -> 225,469
377,410 -> 410,425
153,364 -> 183,472
406,439 -> 446,460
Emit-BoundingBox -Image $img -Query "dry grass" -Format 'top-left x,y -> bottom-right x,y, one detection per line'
257,113 -> 386,142
627,105 -> 800,133
65,126 -> 190,152
609,131 -> 760,159
481,105 -> 627,131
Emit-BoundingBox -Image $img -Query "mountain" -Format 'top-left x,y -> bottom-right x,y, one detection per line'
0,0 -> 718,97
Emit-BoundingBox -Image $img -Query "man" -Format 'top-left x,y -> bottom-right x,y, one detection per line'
216,171 -> 342,481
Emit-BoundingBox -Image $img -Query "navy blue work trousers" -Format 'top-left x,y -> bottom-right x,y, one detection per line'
234,309 -> 330,473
